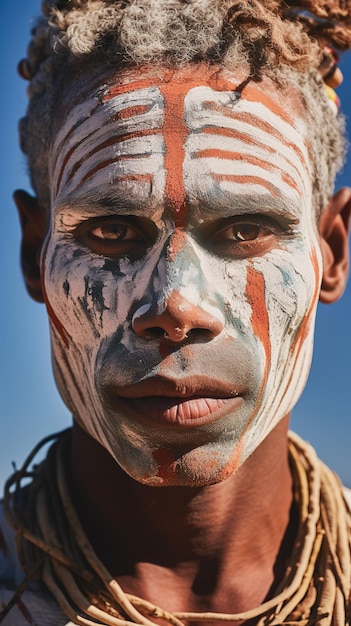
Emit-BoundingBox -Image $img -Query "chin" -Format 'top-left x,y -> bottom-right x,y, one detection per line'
117,439 -> 245,488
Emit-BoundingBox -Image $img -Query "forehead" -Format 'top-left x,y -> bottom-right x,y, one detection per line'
50,64 -> 312,222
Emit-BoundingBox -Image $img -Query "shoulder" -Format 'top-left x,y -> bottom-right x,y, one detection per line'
0,500 -> 71,626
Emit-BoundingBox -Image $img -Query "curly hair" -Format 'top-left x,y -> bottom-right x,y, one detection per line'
18,0 -> 351,215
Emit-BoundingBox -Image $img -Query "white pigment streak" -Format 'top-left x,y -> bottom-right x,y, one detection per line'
51,86 -> 164,196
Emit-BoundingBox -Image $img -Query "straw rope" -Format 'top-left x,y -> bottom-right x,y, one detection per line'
1,430 -> 350,625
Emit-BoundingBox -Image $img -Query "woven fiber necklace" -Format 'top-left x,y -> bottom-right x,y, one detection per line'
2,430 -> 351,625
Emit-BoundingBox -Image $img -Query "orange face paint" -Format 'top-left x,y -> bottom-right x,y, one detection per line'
44,62 -> 320,487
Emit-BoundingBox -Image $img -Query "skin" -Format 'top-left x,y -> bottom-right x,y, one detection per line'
41,64 -> 320,486
15,62 -> 351,618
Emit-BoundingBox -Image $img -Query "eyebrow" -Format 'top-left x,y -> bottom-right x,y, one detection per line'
54,187 -> 306,227
54,188 -> 153,217
196,193 -> 303,221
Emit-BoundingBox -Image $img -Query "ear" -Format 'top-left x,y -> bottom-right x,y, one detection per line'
318,187 -> 351,304
14,189 -> 48,303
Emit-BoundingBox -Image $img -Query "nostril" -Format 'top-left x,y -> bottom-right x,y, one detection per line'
186,328 -> 214,342
132,292 -> 224,343
141,326 -> 189,341
140,326 -> 216,343
142,327 -> 168,340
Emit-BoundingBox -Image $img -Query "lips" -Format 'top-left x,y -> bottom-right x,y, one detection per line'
102,376 -> 244,427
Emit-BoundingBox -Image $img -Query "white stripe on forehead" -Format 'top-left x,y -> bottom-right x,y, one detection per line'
184,150 -> 306,204
184,133 -> 309,199
51,79 -> 311,210
184,86 -> 310,169
185,158 -> 301,201
59,136 -> 166,200
51,86 -> 164,197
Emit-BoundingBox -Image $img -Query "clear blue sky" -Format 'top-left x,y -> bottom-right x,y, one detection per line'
0,0 -> 350,491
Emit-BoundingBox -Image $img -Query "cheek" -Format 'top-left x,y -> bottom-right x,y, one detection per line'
271,245 -> 320,328
41,239 -> 120,346
41,236 -> 165,349
253,241 -> 322,381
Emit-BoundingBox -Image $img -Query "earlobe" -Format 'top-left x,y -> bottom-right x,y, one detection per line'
319,187 -> 351,304
14,189 -> 48,303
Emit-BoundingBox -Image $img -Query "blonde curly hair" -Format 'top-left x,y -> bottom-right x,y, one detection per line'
18,0 -> 351,214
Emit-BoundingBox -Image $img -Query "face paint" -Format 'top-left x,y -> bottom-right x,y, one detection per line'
43,64 -> 322,486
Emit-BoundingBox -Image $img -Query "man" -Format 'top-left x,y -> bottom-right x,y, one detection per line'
1,1 -> 351,624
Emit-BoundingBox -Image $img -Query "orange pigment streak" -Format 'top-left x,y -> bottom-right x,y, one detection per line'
290,248 -> 321,357
108,173 -> 154,184
238,84 -> 295,125
97,65 -> 306,227
224,268 -> 272,472
51,101 -> 101,194
222,438 -> 244,480
167,228 -> 189,262
213,174 -> 280,197
196,149 -> 302,197
271,248 -> 321,424
80,163 -> 153,187
203,108 -> 308,172
152,448 -> 180,481
99,65 -> 252,226
244,266 -> 271,427
57,128 -> 158,194
157,81 -> 188,227
204,125 -> 276,150
118,104 -> 149,119
202,127 -> 306,184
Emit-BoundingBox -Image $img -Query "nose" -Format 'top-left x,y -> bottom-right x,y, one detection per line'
132,290 -> 224,342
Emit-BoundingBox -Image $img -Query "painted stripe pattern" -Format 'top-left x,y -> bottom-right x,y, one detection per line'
43,65 -> 321,485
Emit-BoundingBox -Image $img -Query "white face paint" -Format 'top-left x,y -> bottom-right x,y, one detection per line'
43,64 -> 322,486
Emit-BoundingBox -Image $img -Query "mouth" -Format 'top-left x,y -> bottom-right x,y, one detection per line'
103,376 -> 244,427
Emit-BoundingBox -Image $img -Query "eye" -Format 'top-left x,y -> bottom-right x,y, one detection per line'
207,216 -> 287,259
220,223 -> 262,242
90,222 -> 135,241
75,217 -> 152,259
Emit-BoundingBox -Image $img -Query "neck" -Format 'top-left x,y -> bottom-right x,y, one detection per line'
70,418 -> 295,614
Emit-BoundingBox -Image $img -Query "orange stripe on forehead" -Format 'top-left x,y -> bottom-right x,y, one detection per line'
156,67 -> 246,225
203,125 -> 275,149
109,173 -> 154,184
195,149 -> 303,197
53,102 -> 148,178
202,127 -> 308,184
118,104 -> 149,119
240,83 -> 295,126
212,174 -> 282,197
203,105 -> 308,170
55,128 -> 159,196
102,64 -> 239,100
158,81 -> 187,227
79,161 -> 155,187
101,65 -> 247,227
57,64 -> 307,217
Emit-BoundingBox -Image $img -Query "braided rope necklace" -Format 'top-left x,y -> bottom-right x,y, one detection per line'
2,430 -> 351,625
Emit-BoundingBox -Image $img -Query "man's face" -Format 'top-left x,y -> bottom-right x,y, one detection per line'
43,64 -> 322,486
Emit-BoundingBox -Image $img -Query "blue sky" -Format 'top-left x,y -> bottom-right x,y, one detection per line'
0,0 -> 350,490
